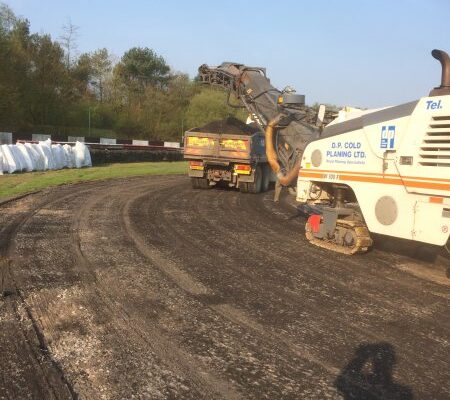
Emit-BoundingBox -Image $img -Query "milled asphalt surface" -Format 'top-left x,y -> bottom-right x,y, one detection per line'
0,175 -> 449,399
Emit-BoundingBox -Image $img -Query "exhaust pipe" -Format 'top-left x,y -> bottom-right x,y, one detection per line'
430,49 -> 450,96
265,114 -> 300,186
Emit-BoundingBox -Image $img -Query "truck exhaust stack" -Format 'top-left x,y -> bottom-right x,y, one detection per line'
430,49 -> 450,96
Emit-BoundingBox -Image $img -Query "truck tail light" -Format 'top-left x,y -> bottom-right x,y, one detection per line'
234,164 -> 251,174
189,161 -> 204,170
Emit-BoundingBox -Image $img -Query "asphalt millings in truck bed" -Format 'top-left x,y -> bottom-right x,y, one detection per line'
191,117 -> 260,135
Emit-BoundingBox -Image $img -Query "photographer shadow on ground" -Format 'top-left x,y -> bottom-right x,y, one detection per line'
335,342 -> 413,400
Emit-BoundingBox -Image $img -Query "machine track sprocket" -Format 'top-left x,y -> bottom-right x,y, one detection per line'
305,219 -> 373,255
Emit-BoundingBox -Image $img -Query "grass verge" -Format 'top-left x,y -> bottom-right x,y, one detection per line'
0,161 -> 188,199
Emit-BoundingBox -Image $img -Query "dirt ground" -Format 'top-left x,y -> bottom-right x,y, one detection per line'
0,175 -> 449,399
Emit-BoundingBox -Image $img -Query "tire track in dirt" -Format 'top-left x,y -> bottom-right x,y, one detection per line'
68,177 -> 243,400
198,188 -> 449,323
124,181 -> 450,399
93,179 -> 333,398
10,177 -> 222,399
121,185 -> 345,398
1,180 -> 174,399
123,185 -> 419,400
133,183 -> 446,346
195,188 -> 450,395
0,185 -> 107,400
123,187 -> 340,372
2,176 -> 449,399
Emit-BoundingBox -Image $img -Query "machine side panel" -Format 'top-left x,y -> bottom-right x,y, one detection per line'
298,98 -> 450,246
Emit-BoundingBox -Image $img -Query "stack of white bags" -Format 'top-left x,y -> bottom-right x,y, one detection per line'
0,139 -> 92,175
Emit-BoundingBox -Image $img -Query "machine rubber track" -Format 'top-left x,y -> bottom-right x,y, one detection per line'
305,219 -> 373,255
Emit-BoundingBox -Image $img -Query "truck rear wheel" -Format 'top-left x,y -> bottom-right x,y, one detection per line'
191,177 -> 209,189
239,182 -> 249,193
191,177 -> 199,189
261,164 -> 271,192
199,178 -> 210,189
247,165 -> 262,194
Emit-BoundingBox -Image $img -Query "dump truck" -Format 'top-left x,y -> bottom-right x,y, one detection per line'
184,117 -> 273,193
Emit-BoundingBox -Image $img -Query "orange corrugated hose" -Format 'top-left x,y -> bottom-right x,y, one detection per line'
265,114 -> 300,186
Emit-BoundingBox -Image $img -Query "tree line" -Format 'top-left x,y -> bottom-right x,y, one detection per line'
0,3 -> 245,141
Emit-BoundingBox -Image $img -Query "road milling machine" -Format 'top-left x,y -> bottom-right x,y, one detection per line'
198,49 -> 450,256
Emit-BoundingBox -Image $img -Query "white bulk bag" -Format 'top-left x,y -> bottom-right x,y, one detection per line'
25,143 -> 45,171
63,144 -> 75,168
1,144 -> 17,173
38,139 -> 56,170
0,147 -> 8,173
9,145 -> 25,171
16,143 -> 34,172
30,143 -> 47,171
51,144 -> 66,169
74,141 -> 84,168
0,147 -> 5,173
0,151 -> 3,175
58,144 -> 68,168
83,144 -> 92,167
74,141 -> 92,168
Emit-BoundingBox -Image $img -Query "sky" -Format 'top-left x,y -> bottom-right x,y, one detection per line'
4,0 -> 450,108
